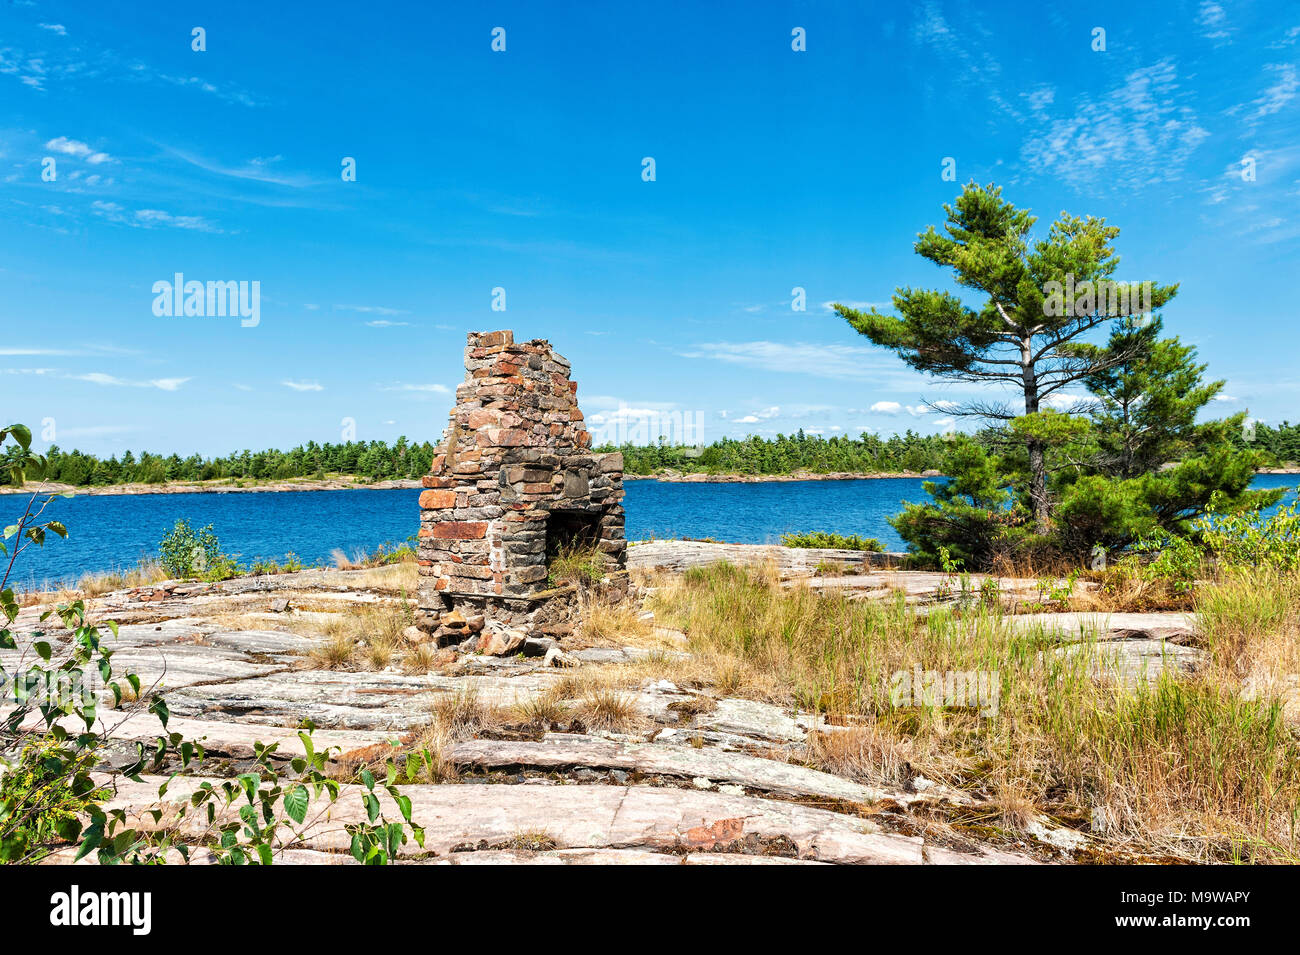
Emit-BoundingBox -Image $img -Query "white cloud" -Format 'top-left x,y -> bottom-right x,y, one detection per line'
1020,60 -> 1209,190
45,137 -> 113,164
380,383 -> 449,393
91,200 -> 221,233
1041,392 -> 1090,411
282,380 -> 324,392
1196,2 -> 1231,42
1245,64 -> 1299,124
38,23 -> 68,36
132,208 -> 222,232
1269,26 -> 1300,49
68,372 -> 190,390
683,340 -> 934,385
366,320 -> 412,328
335,304 -> 409,315
871,400 -> 934,416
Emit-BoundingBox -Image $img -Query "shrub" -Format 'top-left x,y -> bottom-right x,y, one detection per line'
158,518 -> 241,580
1196,492 -> 1300,573
781,531 -> 882,551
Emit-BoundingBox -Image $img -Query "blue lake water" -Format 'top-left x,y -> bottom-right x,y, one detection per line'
5,474 -> 1297,587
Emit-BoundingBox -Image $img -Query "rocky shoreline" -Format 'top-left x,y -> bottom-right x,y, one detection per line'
10,545 -> 1202,865
623,470 -> 943,483
4,466 -> 1296,497
0,477 -> 423,497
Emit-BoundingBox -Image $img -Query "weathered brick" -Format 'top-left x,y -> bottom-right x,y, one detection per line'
419,489 -> 456,509
430,521 -> 488,540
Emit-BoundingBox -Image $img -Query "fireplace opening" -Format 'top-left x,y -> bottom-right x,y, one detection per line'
545,509 -> 604,587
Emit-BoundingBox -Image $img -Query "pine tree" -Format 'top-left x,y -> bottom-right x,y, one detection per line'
835,182 -> 1175,532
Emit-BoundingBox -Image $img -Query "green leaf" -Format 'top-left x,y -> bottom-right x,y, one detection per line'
148,696 -> 170,729
33,641 -> 51,661
75,823 -> 103,861
237,773 -> 259,804
4,424 -> 32,450
284,784 -> 309,824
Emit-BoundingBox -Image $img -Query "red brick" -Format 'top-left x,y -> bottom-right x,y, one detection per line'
419,489 -> 457,509
430,521 -> 488,540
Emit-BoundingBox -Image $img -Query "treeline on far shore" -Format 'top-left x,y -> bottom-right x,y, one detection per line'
3,422 -> 1298,488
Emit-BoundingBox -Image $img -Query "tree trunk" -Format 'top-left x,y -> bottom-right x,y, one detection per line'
1021,338 -> 1051,533
1027,439 -> 1050,532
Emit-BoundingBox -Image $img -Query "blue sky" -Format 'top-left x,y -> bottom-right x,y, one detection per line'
2,0 -> 1298,457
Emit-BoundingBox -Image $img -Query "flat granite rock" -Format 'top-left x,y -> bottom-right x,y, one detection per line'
163,666 -> 560,730
1049,638 -> 1204,684
448,734 -> 971,808
201,628 -> 321,655
628,540 -> 903,575
1007,611 -> 1197,642
105,777 -> 985,864
690,697 -> 831,743
100,643 -> 285,692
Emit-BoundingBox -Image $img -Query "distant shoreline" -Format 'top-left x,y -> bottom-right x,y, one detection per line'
0,478 -> 423,497
3,466 -> 1296,498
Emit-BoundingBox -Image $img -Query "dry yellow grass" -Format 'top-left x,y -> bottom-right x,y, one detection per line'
645,560 -> 1300,862
400,643 -> 441,675
79,561 -> 170,596
291,599 -> 417,670
391,688 -> 508,783
575,686 -> 640,732
349,562 -> 419,592
511,686 -> 570,727
306,631 -> 356,670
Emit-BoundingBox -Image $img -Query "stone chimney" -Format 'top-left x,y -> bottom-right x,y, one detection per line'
416,330 -> 626,645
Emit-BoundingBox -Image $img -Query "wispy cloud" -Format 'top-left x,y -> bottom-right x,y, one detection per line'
734,406 -> 780,424
334,304 -> 410,316
162,147 -> 321,187
1243,63 -> 1298,124
281,380 -> 324,392
45,136 -> 113,164
1196,2 -> 1231,42
683,340 -> 935,386
91,200 -> 222,233
69,372 -> 191,391
380,383 -> 448,393
1021,59 -> 1209,190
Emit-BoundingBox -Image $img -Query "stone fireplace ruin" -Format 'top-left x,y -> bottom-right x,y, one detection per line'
416,330 -> 626,647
